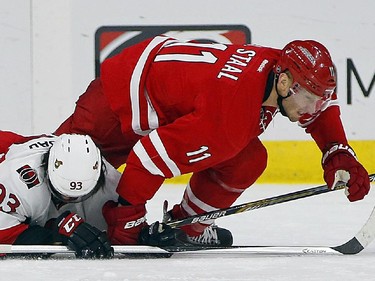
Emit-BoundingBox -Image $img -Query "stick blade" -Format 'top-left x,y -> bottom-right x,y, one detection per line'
331,237 -> 364,254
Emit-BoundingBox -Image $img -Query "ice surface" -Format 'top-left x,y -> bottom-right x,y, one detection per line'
2,183 -> 375,281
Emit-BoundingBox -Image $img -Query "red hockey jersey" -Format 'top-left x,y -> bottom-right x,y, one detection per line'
58,36 -> 348,204
101,37 -> 280,174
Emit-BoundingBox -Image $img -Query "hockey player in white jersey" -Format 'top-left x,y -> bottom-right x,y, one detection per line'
0,131 -> 120,258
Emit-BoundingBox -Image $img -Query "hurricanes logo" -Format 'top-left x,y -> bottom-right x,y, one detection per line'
16,165 -> 41,189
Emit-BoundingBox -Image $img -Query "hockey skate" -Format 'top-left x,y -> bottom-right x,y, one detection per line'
182,223 -> 233,247
163,201 -> 233,247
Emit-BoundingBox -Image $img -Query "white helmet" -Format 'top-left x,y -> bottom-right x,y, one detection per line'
47,134 -> 102,202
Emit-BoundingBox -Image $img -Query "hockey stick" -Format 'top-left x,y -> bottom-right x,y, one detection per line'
0,244 -> 343,256
1,176 -> 373,257
166,173 -> 375,229
163,174 -> 375,255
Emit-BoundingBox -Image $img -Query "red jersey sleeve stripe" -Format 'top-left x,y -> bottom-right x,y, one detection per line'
129,36 -> 172,136
133,140 -> 165,177
149,130 -> 181,177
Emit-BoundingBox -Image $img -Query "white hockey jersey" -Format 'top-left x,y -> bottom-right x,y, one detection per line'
0,134 -> 120,243
0,136 -> 54,230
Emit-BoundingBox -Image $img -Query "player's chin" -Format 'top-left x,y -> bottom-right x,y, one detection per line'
285,112 -> 300,122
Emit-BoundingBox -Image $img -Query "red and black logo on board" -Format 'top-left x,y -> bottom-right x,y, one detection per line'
16,165 -> 40,189
94,25 -> 251,77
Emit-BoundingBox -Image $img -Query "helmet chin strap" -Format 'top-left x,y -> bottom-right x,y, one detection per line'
277,95 -> 287,116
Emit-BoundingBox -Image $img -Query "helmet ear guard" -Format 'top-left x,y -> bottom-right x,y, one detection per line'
274,40 -> 336,98
47,134 -> 104,203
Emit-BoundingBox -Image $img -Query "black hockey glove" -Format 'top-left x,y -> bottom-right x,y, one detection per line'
138,221 -> 185,247
55,211 -> 114,259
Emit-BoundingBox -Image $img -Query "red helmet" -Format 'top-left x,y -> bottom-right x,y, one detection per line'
274,40 -> 336,97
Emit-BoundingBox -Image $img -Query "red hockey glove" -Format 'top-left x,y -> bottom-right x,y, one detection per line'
102,200 -> 147,245
56,211 -> 113,258
322,143 -> 370,202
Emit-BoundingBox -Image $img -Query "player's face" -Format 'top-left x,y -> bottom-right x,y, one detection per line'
48,181 -> 79,202
282,83 -> 323,122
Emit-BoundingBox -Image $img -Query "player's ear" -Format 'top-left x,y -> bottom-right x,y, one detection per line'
277,72 -> 292,97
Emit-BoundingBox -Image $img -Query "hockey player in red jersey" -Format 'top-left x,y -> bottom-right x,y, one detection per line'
55,36 -> 370,247
0,132 -> 116,258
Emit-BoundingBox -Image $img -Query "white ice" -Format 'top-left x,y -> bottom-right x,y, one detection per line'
2,182 -> 375,281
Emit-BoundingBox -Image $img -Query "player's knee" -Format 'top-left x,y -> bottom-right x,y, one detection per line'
236,146 -> 267,188
213,141 -> 268,190
250,141 -> 268,179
